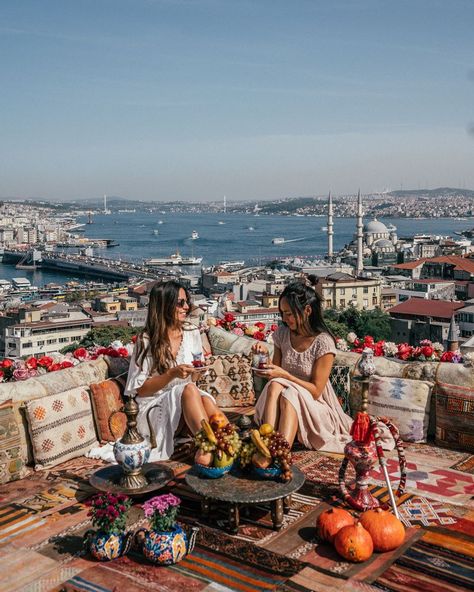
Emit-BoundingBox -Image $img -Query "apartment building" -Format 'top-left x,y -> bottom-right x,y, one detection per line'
312,272 -> 382,310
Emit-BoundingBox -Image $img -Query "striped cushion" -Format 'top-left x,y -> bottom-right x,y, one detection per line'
435,382 -> 474,452
25,387 -> 99,470
367,376 -> 433,443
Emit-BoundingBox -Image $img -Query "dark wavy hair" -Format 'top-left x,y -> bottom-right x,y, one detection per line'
279,281 -> 334,339
136,280 -> 191,374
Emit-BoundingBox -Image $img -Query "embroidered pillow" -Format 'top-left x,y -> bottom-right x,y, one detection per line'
367,376 -> 433,443
196,353 -> 255,407
0,399 -> 28,484
90,379 -> 126,443
25,387 -> 99,470
435,382 -> 474,453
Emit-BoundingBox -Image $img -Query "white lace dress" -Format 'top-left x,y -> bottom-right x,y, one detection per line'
88,328 -> 215,462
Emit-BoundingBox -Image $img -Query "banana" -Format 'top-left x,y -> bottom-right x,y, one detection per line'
201,419 -> 217,445
251,429 -> 272,458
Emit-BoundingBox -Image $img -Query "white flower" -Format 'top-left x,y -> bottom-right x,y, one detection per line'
346,332 -> 358,344
383,342 -> 398,357
463,352 -> 474,367
336,338 -> 349,352
110,340 -> 124,350
432,342 -> 444,353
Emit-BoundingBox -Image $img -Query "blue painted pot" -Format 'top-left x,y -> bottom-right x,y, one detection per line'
138,525 -> 197,565
85,530 -> 132,561
195,462 -> 233,479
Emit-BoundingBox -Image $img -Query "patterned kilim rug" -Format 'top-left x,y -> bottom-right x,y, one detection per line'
1,436 -> 474,592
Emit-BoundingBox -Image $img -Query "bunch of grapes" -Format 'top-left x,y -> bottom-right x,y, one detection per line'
194,430 -> 217,453
215,423 -> 242,459
267,431 -> 292,481
239,441 -> 257,467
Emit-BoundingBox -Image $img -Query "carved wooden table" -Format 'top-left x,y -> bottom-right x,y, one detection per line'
185,466 -> 305,533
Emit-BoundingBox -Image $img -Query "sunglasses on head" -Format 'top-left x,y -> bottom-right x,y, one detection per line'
176,298 -> 190,308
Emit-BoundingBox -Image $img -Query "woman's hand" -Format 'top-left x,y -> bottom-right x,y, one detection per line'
251,342 -> 268,355
254,363 -> 288,380
169,364 -> 196,380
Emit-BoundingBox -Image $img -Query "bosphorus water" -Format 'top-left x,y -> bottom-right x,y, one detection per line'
0,212 -> 472,285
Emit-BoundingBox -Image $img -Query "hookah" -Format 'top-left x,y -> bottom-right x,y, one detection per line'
338,348 -> 407,518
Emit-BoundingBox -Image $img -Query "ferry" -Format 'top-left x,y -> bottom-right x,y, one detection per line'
272,237 -> 285,244
144,251 -> 203,266
217,260 -> 245,270
191,230 -> 199,240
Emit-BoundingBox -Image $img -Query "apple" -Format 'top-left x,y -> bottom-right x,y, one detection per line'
214,452 -> 234,468
195,450 -> 213,466
209,412 -> 227,430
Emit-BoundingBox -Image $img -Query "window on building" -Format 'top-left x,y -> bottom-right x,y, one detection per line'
340,288 -> 345,295
37,340 -> 45,346
47,338 -> 57,344
23,342 -> 33,348
59,337 -> 69,343
340,299 -> 346,308
363,287 -> 369,293
372,297 -> 378,305
363,299 -> 369,307
326,300 -> 332,308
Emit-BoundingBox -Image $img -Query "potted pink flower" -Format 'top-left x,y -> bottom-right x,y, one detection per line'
137,493 -> 197,565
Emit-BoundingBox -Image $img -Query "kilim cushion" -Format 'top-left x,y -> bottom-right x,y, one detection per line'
330,365 -> 351,415
196,353 -> 255,407
24,386 -> 99,470
90,379 -> 126,443
435,381 -> 474,453
367,376 -> 433,443
0,399 -> 28,484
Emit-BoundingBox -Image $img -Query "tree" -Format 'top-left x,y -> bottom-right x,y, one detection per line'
324,306 -> 391,342
60,324 -> 141,353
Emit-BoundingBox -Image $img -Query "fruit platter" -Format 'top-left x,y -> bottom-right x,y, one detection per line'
239,423 -> 293,482
193,413 -> 242,478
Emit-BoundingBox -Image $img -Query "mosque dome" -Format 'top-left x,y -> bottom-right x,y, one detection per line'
363,218 -> 388,234
373,239 -> 393,248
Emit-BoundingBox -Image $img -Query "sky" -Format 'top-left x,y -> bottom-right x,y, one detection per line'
1,0 -> 473,202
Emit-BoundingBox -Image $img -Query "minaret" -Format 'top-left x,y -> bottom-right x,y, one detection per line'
327,191 -> 334,259
447,314 -> 460,352
103,194 -> 107,214
223,195 -> 227,214
356,189 -> 364,275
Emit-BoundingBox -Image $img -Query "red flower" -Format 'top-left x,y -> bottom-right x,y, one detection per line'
363,335 -> 374,345
397,343 -> 413,361
270,324 -> 278,332
131,335 -> 137,343
374,341 -> 385,356
106,347 -> 119,357
24,357 -> 37,369
116,347 -> 129,357
1,359 -> 13,368
48,363 -> 62,372
440,351 -> 455,362
60,360 -> 74,369
421,345 -> 434,358
38,356 -> 54,368
223,313 -> 235,323
96,347 -> 108,356
254,322 -> 265,330
73,347 -> 88,360
253,331 -> 266,341
0,370 -> 4,381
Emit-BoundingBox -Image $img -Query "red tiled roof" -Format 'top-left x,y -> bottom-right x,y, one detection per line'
391,259 -> 427,270
393,255 -> 474,274
388,298 -> 464,319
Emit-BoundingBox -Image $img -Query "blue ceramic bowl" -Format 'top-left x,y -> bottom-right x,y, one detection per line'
194,462 -> 233,479
251,465 -> 283,480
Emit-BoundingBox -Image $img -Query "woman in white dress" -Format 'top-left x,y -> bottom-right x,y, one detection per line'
126,280 -> 225,462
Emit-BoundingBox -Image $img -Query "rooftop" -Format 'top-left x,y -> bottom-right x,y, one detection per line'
388,297 -> 465,319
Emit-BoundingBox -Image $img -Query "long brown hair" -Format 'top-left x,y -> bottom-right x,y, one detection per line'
279,281 -> 334,339
136,280 -> 191,374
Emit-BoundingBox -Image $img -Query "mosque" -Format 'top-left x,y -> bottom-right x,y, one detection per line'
326,192 -> 402,273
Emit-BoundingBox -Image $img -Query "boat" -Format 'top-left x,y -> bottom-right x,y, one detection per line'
248,226 -> 255,231
321,226 -> 328,231
152,229 -> 159,236
218,221 -> 225,225
158,220 -> 164,224
191,230 -> 199,240
272,237 -> 285,244
144,251 -> 203,266
217,260 -> 245,270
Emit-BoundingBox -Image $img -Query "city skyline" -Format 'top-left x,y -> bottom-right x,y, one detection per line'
1,0 -> 473,202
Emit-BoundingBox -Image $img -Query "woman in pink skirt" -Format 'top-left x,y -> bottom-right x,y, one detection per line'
253,281 -> 354,454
